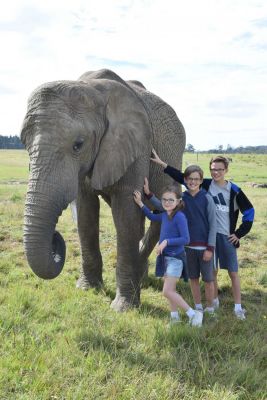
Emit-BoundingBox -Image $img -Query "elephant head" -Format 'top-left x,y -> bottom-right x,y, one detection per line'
21,77 -> 151,280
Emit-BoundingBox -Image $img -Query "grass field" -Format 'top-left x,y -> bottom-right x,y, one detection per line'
0,150 -> 266,400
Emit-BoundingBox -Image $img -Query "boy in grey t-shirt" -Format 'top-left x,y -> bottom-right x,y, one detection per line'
208,180 -> 231,235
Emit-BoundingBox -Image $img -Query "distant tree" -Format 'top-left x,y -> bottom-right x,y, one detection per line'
198,145 -> 267,154
185,143 -> 195,153
0,135 -> 24,149
226,144 -> 233,153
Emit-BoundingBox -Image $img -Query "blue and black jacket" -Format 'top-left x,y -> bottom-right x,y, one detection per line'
164,165 -> 254,240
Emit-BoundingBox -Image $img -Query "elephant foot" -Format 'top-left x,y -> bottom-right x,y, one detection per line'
110,293 -> 140,312
76,275 -> 103,290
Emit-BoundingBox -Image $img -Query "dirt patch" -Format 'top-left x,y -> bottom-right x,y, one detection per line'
248,182 -> 267,188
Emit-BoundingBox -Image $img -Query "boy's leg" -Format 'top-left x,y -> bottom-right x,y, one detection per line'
204,281 -> 215,308
190,278 -> 201,305
228,271 -> 246,319
228,271 -> 241,304
199,251 -> 215,308
216,233 -> 245,317
213,269 -> 219,298
217,234 -> 239,303
186,248 -> 202,309
213,242 -> 220,307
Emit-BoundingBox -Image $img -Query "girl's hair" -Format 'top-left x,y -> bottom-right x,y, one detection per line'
161,185 -> 185,219
184,164 -> 203,180
209,155 -> 229,169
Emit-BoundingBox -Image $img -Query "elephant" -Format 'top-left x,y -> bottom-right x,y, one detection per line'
20,69 -> 185,311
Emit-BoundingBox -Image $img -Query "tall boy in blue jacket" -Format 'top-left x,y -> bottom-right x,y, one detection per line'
151,150 -> 254,320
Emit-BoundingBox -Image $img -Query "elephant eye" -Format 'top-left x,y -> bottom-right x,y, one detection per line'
73,138 -> 84,152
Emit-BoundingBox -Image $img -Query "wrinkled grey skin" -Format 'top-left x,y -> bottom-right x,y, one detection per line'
21,69 -> 185,311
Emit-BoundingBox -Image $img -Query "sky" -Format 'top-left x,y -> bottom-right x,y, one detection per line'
0,0 -> 266,150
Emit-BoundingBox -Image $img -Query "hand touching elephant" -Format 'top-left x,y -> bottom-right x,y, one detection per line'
20,69 -> 185,311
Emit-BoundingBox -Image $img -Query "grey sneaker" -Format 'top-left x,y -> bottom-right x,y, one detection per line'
212,299 -> 219,310
189,310 -> 203,327
234,309 -> 246,320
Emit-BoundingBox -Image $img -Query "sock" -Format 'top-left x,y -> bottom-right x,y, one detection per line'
234,304 -> 242,312
170,311 -> 179,319
186,307 -> 195,319
195,303 -> 203,311
213,297 -> 219,306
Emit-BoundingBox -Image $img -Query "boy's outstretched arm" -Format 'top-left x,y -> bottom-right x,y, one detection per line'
150,149 -> 168,169
151,149 -> 185,184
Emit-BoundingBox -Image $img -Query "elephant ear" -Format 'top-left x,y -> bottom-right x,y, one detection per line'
91,82 -> 151,190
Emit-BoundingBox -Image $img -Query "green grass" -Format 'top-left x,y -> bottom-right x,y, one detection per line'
183,153 -> 267,184
0,150 -> 266,399
0,150 -> 29,183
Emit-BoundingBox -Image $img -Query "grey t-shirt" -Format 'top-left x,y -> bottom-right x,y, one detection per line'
208,180 -> 231,235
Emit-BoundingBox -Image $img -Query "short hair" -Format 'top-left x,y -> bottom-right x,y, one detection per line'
184,165 -> 203,180
209,155 -> 229,169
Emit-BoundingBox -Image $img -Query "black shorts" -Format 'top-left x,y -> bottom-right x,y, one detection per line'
185,247 -> 214,282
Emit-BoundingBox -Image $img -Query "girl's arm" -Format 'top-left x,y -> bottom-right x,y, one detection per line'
133,191 -> 162,222
143,177 -> 164,211
167,213 -> 190,246
149,194 -> 164,211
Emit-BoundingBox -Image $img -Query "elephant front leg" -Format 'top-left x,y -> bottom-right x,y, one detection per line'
76,184 -> 103,290
110,195 -> 144,311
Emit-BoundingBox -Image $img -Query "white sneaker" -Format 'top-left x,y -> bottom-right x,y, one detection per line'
189,310 -> 203,327
234,309 -> 246,320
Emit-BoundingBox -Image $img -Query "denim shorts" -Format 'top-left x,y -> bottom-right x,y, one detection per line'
164,256 -> 183,278
215,233 -> 238,272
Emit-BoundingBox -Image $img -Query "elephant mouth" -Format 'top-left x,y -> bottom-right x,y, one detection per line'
52,231 -> 66,268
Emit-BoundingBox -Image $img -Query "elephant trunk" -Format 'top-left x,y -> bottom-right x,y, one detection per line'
23,179 -> 68,279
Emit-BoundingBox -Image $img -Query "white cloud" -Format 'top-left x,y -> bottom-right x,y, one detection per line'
0,0 -> 266,149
